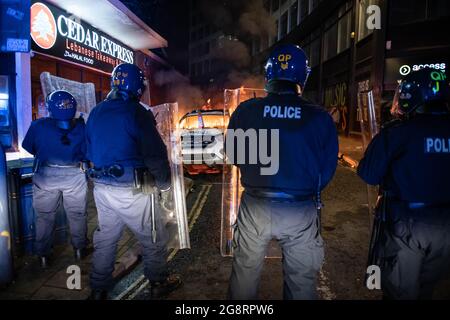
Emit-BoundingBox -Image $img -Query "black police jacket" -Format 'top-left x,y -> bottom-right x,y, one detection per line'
86,98 -> 171,189
226,83 -> 338,196
358,113 -> 450,204
22,117 -> 86,166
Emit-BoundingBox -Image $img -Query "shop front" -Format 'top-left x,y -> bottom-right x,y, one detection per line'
9,0 -> 167,161
4,0 -> 168,256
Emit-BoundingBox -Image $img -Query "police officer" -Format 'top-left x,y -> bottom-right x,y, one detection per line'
22,90 -> 88,268
358,67 -> 450,299
86,63 -> 181,300
226,45 -> 338,300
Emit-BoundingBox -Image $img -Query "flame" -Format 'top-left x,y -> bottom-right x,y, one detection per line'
207,98 -> 211,104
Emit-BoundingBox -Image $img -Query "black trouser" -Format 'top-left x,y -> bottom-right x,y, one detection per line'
379,202 -> 450,299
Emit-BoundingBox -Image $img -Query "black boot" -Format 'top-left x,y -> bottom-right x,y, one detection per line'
74,247 -> 92,261
150,274 -> 182,299
87,289 -> 108,300
38,256 -> 50,269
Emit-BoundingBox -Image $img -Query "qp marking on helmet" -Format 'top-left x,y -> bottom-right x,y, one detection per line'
278,54 -> 292,70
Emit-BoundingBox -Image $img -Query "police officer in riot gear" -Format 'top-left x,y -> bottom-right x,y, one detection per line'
358,67 -> 450,299
86,63 -> 181,300
22,90 -> 89,268
226,44 -> 338,299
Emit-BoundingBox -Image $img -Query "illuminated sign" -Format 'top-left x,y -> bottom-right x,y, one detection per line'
399,63 -> 446,76
30,1 -> 134,73
385,56 -> 449,85
0,0 -> 30,52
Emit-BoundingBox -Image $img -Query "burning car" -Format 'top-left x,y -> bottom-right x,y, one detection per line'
179,109 -> 229,175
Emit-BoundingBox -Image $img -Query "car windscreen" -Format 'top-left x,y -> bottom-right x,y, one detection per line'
180,113 -> 229,129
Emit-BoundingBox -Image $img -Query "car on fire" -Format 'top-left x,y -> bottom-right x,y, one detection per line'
179,109 -> 229,175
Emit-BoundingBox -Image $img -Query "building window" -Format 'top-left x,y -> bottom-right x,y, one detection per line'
290,2 -> 299,31
252,37 -> 261,55
272,19 -> 279,44
280,12 -> 288,38
428,0 -> 450,18
323,22 -> 338,61
309,0 -> 319,14
309,37 -> 320,67
390,0 -> 450,25
337,10 -> 351,53
358,0 -> 377,41
272,0 -> 279,12
204,42 -> 210,55
300,0 -> 309,20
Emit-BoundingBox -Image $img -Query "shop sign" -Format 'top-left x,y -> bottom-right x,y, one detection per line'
30,1 -> 134,73
385,56 -> 448,84
324,82 -> 348,132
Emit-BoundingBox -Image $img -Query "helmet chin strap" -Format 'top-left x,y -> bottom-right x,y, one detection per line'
106,88 -> 141,102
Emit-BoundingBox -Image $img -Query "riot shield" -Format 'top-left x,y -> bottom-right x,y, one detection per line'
151,103 -> 190,250
357,90 -> 380,227
221,88 -> 280,258
40,72 -> 97,118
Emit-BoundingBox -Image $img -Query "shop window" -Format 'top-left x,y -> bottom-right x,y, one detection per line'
280,12 -> 288,38
290,2 -> 299,31
358,0 -> 378,41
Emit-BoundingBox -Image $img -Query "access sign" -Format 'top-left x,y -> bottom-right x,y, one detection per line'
30,1 -> 134,73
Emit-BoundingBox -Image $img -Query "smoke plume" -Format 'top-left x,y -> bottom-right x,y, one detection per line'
153,69 -> 204,117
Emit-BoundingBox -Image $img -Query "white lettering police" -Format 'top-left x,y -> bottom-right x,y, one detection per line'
425,137 -> 450,153
263,105 -> 302,119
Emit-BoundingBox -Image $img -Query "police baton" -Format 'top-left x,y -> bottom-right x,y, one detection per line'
150,192 -> 157,244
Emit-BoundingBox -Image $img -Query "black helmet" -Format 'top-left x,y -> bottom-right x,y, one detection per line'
391,67 -> 449,117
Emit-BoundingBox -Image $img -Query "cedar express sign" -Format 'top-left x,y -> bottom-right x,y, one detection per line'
30,1 -> 134,73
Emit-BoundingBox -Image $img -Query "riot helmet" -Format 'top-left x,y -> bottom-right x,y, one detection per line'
391,67 -> 449,117
264,44 -> 311,91
109,63 -> 147,101
46,90 -> 77,122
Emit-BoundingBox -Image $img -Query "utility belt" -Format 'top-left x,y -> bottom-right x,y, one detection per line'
245,188 -> 315,203
88,164 -> 156,192
34,159 -> 86,173
391,199 -> 450,210
376,193 -> 450,226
